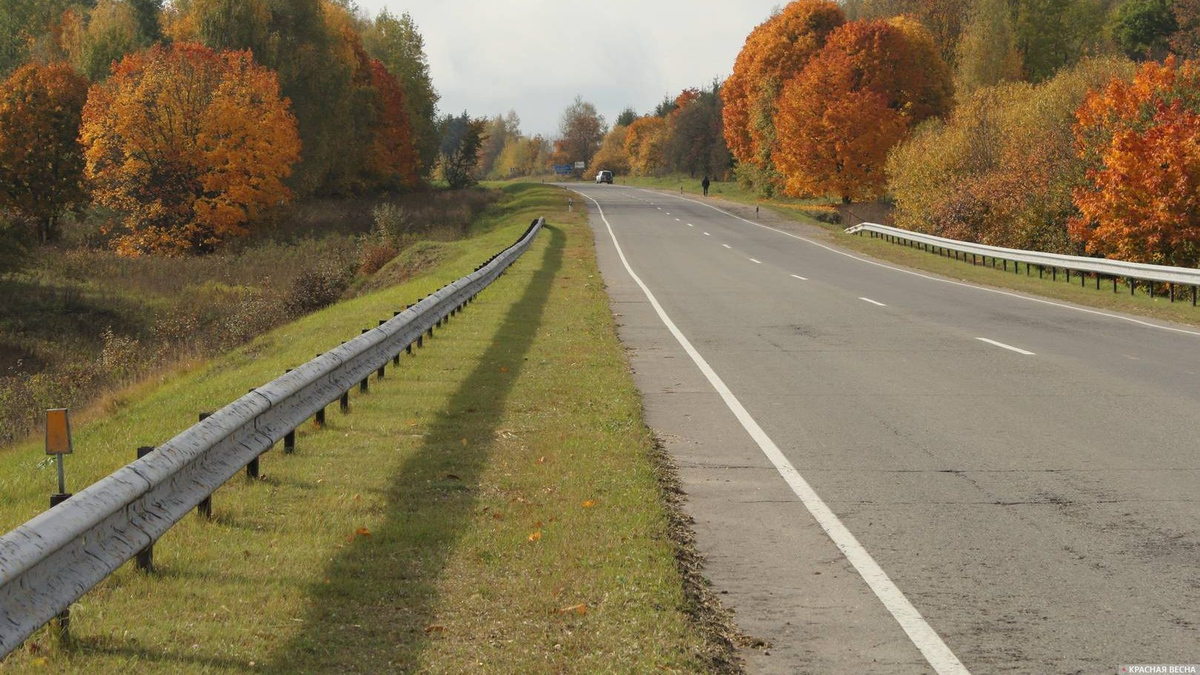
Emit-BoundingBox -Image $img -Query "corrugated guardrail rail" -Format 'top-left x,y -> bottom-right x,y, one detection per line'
0,217 -> 545,657
846,222 -> 1200,304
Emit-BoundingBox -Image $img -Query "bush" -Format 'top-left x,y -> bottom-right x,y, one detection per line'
359,241 -> 398,275
887,57 -> 1134,252
283,263 -> 352,316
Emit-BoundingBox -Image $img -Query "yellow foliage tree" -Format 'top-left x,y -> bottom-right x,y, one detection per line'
592,125 -> 632,176
625,117 -> 669,176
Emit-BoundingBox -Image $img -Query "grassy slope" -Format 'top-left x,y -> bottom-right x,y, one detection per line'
1,184 -> 723,673
620,174 -> 1200,329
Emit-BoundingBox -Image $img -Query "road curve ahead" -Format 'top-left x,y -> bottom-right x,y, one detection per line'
572,184 -> 1200,674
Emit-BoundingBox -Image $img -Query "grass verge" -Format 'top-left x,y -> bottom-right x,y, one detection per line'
0,183 -> 733,673
624,175 -> 1200,329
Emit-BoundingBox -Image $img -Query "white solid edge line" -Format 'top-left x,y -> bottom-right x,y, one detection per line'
792,274 -> 808,281
976,337 -> 1035,356
636,188 -> 1200,339
860,297 -> 887,307
579,190 -> 970,675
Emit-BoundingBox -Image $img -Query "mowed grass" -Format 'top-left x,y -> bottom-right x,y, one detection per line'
624,176 -> 1200,329
0,184 -> 724,673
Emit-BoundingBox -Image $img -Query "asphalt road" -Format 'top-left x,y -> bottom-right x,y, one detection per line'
571,184 -> 1200,674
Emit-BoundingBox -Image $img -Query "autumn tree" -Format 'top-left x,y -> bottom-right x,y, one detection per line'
0,62 -> 89,243
81,43 -> 300,255
722,0 -> 845,194
1071,57 -> 1200,266
362,10 -> 441,179
592,125 -> 632,176
625,116 -> 669,176
615,107 -> 638,127
366,58 -> 420,190
557,96 -> 607,170
773,17 -> 953,202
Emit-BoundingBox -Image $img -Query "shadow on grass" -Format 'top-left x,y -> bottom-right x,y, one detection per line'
267,225 -> 566,673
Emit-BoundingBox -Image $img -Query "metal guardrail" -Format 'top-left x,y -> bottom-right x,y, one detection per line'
846,222 -> 1200,303
0,217 -> 545,657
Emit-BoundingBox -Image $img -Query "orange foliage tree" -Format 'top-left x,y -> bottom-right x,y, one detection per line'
81,43 -> 300,255
1071,57 -> 1200,267
0,62 -> 90,243
722,1 -> 845,190
773,17 -> 953,202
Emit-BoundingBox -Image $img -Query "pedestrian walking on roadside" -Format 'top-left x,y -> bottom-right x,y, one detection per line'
702,175 -> 711,197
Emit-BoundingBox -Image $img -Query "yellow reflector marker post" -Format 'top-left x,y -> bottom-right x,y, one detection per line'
45,408 -> 72,497
46,408 -> 72,456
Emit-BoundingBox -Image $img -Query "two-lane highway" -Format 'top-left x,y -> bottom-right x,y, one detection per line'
573,184 -> 1200,673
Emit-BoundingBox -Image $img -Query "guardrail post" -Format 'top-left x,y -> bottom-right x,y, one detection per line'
360,329 -> 372,392
1150,283 -> 1155,299
1193,286 -> 1197,306
1170,283 -> 1175,303
1053,267 -> 1057,282
135,446 -> 156,572
377,329 -> 387,376
1115,277 -> 1119,293
197,412 -> 213,519
49,489 -> 73,643
1132,279 -> 1136,296
340,391 -> 350,413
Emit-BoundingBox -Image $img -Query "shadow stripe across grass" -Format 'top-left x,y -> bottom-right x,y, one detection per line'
1,185 -> 724,673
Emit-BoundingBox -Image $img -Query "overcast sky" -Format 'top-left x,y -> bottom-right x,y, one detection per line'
356,0 -> 783,138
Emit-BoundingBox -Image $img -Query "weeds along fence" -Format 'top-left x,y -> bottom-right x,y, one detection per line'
0,218 -> 545,657
847,222 -> 1200,304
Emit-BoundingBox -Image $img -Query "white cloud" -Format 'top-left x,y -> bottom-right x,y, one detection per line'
356,0 -> 781,137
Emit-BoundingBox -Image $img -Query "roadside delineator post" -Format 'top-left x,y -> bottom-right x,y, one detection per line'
45,409 -> 74,644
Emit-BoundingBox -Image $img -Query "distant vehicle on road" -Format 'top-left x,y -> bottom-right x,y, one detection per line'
596,170 -> 614,184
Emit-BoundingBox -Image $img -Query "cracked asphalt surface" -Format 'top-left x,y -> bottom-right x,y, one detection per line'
573,184 -> 1200,674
